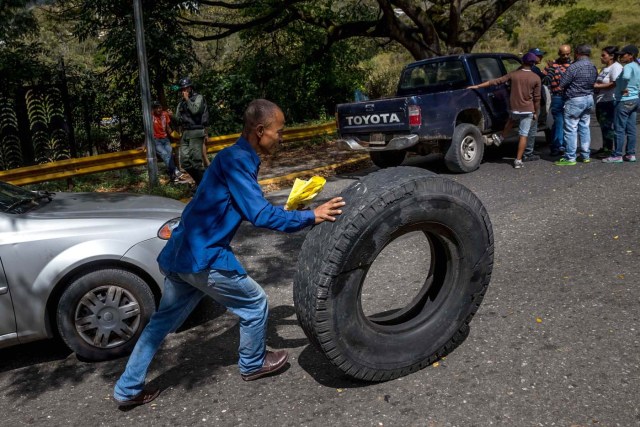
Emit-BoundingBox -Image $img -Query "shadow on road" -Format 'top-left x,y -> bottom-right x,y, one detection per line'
1,298 -> 366,401
0,339 -> 72,373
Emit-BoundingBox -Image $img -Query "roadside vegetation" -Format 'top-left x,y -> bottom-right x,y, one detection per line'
24,167 -> 193,200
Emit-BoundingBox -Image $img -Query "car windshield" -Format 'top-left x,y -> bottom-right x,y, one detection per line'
0,181 -> 54,214
397,60 -> 468,95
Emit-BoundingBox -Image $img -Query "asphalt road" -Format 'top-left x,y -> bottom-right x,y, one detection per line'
1,125 -> 639,426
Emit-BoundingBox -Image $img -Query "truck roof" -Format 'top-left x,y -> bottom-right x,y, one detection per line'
405,53 -> 520,69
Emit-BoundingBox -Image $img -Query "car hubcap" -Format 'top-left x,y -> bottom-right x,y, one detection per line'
74,285 -> 142,349
461,136 -> 477,162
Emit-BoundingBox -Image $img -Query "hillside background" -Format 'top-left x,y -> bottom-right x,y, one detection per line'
476,0 -> 639,54
367,0 -> 640,98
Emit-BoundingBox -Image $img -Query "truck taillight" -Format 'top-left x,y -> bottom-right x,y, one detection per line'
408,105 -> 421,126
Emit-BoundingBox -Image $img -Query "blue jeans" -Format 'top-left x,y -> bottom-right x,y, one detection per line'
113,269 -> 268,401
525,118 -> 538,157
154,138 -> 178,177
550,95 -> 565,152
510,112 -> 534,136
596,101 -> 616,151
612,99 -> 638,157
563,96 -> 594,161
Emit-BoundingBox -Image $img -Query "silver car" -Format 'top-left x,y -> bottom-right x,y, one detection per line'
0,181 -> 184,360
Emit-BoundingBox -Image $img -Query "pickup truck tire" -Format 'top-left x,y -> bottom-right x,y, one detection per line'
445,123 -> 484,173
370,150 -> 406,168
293,167 -> 493,381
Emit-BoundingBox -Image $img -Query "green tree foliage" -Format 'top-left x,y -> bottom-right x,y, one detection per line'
55,0 -> 196,145
0,0 -> 36,41
609,24 -> 638,46
0,0 -> 51,91
191,22 -> 369,132
551,8 -> 612,46
495,2 -> 529,43
178,0 -> 576,60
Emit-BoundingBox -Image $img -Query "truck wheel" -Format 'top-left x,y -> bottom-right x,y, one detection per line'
370,150 -> 406,168
293,167 -> 493,381
445,123 -> 484,173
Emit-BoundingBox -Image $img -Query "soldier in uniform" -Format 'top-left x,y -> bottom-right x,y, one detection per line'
175,77 -> 208,185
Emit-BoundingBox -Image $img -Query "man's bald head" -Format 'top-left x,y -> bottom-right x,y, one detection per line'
556,44 -> 572,64
242,99 -> 283,135
242,99 -> 285,155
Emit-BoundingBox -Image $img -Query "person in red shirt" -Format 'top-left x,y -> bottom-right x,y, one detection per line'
151,100 -> 183,182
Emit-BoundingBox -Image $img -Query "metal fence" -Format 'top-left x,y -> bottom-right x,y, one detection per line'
0,121 -> 337,186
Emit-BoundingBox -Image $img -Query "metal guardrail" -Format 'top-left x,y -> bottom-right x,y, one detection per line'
0,121 -> 337,186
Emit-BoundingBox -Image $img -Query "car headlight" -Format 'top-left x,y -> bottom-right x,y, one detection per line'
158,217 -> 181,240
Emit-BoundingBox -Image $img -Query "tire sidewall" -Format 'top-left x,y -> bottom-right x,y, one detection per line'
326,192 -> 490,369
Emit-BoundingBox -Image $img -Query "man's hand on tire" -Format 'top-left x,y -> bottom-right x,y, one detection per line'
313,197 -> 345,224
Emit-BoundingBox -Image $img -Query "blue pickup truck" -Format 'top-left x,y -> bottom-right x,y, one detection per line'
336,53 -> 548,172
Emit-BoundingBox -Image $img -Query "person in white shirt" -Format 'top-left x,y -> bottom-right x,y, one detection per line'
593,46 -> 623,158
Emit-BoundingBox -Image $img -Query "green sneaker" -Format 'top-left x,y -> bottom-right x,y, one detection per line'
554,158 -> 577,166
580,157 -> 591,163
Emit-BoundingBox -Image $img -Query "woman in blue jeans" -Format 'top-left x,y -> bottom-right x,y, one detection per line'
603,45 -> 640,163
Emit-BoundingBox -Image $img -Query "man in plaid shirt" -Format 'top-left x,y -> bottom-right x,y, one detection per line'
555,44 -> 598,166
544,44 -> 572,156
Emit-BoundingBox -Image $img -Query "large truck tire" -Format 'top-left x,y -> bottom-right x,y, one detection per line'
444,123 -> 484,173
370,150 -> 406,168
293,167 -> 493,381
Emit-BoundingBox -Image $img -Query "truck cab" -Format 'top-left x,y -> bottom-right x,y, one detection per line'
336,53 -> 543,173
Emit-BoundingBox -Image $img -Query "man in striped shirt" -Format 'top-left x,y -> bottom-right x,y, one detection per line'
544,44 -> 572,156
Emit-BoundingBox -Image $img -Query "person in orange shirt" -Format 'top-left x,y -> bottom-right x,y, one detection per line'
151,101 -> 183,182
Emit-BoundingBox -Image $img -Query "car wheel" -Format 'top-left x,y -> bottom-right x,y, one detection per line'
444,123 -> 484,173
293,167 -> 493,381
370,150 -> 406,168
56,268 -> 156,361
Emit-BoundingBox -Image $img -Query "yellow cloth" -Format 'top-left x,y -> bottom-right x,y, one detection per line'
170,130 -> 181,139
285,176 -> 326,211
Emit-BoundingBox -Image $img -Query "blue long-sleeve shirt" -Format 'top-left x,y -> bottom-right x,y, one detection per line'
158,137 -> 316,274
615,61 -> 640,101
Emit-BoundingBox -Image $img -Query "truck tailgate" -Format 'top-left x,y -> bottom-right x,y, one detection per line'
337,97 -> 411,135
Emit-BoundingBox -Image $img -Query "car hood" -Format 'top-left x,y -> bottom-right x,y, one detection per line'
25,192 -> 184,220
